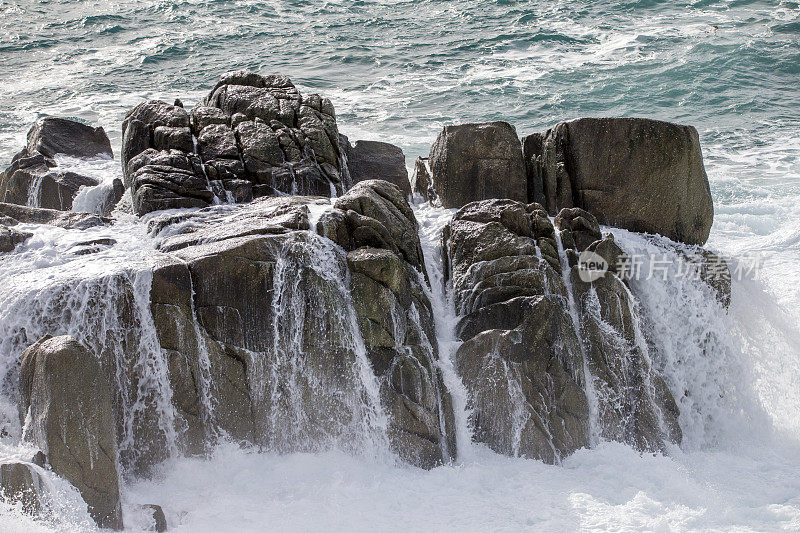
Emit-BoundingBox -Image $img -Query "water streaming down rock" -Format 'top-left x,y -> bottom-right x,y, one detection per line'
439,199 -> 685,462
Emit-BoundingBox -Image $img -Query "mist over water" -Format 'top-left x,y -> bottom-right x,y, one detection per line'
1,0 -> 800,531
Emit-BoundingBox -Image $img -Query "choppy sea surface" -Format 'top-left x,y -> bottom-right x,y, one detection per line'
1,1 -> 800,531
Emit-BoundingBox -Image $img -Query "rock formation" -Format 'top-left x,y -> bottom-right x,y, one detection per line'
429,121 -> 526,208
0,117 -> 117,212
19,336 -> 123,530
122,72 -> 345,215
319,180 -> 456,467
341,137 -> 411,196
0,461 -> 47,518
444,199 -> 681,461
524,117 -> 714,245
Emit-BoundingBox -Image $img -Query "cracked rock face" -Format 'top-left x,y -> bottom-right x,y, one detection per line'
318,180 -> 457,467
444,199 -> 681,462
122,72 -> 344,216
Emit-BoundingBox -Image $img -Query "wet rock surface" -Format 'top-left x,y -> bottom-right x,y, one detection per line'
444,199 -> 681,461
320,180 -> 456,467
0,118 -> 112,211
19,335 -> 123,530
524,117 -> 714,245
0,461 -> 47,518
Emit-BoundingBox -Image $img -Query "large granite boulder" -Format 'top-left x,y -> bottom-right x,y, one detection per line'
26,117 -> 112,159
0,118 -> 112,211
342,138 -> 411,196
127,187 -> 455,470
122,72 -> 345,215
443,199 -> 681,461
429,121 -> 526,208
19,336 -> 123,530
524,117 -> 713,245
0,461 -> 47,518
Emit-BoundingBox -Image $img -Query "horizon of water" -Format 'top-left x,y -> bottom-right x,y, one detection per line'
1,0 -> 800,531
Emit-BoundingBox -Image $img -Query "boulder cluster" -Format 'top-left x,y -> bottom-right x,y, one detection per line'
1,71 -> 726,529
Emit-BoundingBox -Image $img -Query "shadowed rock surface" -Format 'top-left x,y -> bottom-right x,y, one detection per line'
0,118 -> 112,211
19,336 -> 123,530
429,121 -> 526,208
342,138 -> 411,196
524,117 -> 714,245
0,461 -> 47,518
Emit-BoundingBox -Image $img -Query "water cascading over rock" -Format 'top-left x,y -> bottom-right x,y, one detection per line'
0,117 -> 120,212
442,199 -> 681,461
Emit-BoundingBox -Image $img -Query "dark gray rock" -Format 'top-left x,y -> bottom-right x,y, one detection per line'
26,117 -> 112,159
0,202 -> 109,229
0,118 -> 111,211
143,504 -> 167,532
121,72 -> 347,215
444,198 -> 682,461
0,224 -> 32,252
128,149 -> 214,215
524,117 -> 714,245
19,336 -> 123,530
318,180 -> 456,467
344,139 -> 411,196
429,121 -> 526,208
320,180 -> 426,270
410,157 -> 436,203
554,207 -> 602,252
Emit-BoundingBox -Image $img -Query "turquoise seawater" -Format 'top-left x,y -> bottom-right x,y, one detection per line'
3,0 -> 798,299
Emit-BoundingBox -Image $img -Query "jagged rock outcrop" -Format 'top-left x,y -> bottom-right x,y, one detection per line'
524,117 -> 714,245
19,336 -> 123,530
444,199 -> 681,461
444,199 -> 588,461
429,121 -> 526,208
0,461 -> 47,518
114,185 -> 457,471
0,118 -> 113,211
319,180 -> 456,467
342,138 -> 411,196
123,72 -> 344,215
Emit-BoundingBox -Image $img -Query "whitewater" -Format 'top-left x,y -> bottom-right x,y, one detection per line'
1,0 -> 800,531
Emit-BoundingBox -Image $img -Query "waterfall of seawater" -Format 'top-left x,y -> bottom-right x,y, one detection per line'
0,198 -> 794,531
250,232 -> 390,457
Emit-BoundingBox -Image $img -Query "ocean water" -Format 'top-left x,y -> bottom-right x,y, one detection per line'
1,0 -> 800,531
